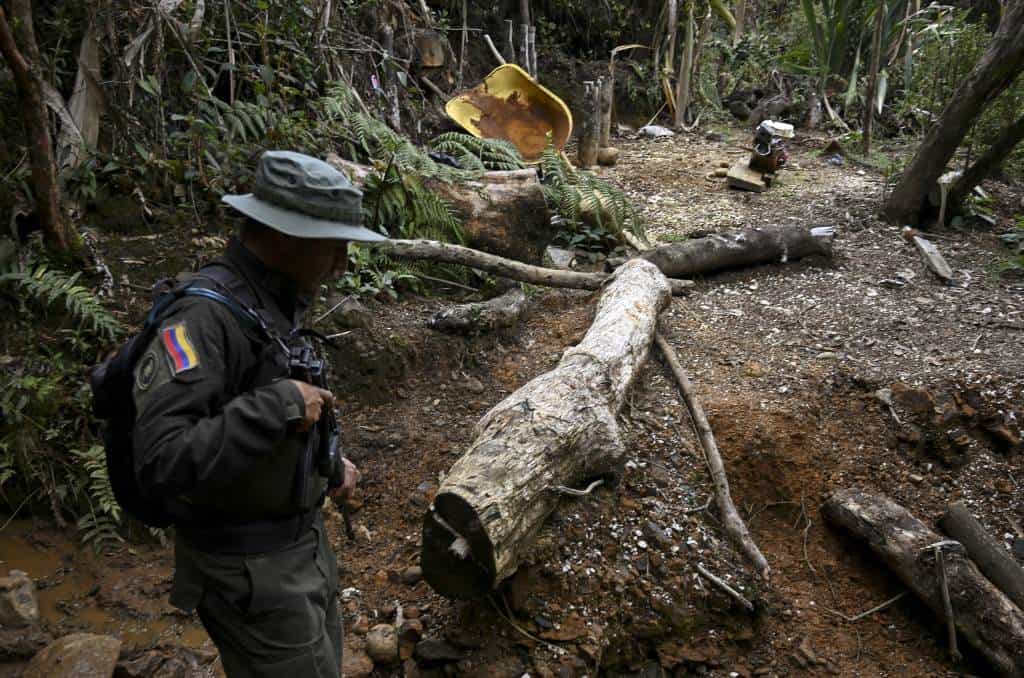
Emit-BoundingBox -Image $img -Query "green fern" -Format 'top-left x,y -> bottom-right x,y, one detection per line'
72,445 -> 124,551
321,84 -> 470,185
1,265 -> 121,342
538,144 -> 644,250
196,96 -> 273,145
429,133 -> 525,172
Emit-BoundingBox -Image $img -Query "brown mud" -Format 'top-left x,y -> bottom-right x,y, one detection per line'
3,126 -> 1023,677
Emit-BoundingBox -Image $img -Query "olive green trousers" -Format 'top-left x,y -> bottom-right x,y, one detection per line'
170,517 -> 342,677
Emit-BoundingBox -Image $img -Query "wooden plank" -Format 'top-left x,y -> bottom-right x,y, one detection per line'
726,158 -> 766,192
912,235 -> 953,283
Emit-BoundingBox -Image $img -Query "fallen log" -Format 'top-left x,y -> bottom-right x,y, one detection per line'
635,225 -> 834,278
655,332 -> 771,580
421,259 -> 672,598
823,488 -> 1024,677
325,155 -> 553,264
379,239 -> 694,296
939,501 -> 1024,613
428,287 -> 527,335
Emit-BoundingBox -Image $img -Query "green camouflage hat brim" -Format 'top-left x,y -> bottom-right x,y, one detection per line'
222,150 -> 385,242
222,194 -> 386,242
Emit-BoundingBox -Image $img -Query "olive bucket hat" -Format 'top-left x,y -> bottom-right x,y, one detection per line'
222,151 -> 386,242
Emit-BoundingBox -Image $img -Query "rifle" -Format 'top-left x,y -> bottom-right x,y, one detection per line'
288,336 -> 355,541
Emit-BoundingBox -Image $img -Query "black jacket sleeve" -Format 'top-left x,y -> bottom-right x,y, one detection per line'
131,298 -> 305,498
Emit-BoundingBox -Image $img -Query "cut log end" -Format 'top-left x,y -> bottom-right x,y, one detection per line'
422,494 -> 496,599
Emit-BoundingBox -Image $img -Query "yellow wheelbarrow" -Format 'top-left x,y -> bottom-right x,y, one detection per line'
445,64 -> 573,163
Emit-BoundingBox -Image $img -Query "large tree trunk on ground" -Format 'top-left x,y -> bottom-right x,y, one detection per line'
326,156 -> 553,264
421,259 -> 672,598
939,501 -> 1024,613
634,225 -> 834,278
0,2 -> 77,254
883,2 -> 1024,225
381,238 -> 695,296
948,112 -> 1024,211
823,488 -> 1024,677
428,288 -> 527,335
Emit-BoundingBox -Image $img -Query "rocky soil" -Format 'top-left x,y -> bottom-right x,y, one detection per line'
2,125 -> 1023,677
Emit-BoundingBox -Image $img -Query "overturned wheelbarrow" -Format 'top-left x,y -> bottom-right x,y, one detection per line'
445,64 -> 573,163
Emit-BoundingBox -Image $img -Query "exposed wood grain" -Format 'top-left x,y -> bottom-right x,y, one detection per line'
421,259 -> 672,598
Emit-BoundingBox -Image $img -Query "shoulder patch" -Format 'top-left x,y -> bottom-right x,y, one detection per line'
161,323 -> 200,375
135,350 -> 160,391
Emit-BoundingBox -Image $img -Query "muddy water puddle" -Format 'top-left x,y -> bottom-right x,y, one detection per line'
0,519 -> 209,652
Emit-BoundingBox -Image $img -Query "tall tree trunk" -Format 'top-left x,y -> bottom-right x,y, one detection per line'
733,0 -> 746,45
690,6 -> 712,105
0,1 -> 77,254
519,0 -> 529,71
673,1 -> 694,127
862,0 -> 886,156
665,0 -> 678,76
662,0 -> 679,114
948,111 -> 1024,210
884,1 -> 1024,225
903,0 -> 919,96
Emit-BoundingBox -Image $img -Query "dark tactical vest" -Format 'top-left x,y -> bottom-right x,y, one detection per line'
133,259 -> 328,551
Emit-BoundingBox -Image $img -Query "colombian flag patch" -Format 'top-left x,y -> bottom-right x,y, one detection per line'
161,323 -> 199,374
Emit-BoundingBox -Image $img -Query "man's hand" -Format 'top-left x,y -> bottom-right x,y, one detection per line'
330,457 -> 360,502
288,379 -> 333,432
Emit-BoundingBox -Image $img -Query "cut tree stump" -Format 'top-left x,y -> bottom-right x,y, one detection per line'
726,158 -> 767,192
421,259 -> 672,599
635,225 -> 834,278
428,288 -> 527,335
577,80 -> 600,168
325,155 -> 552,264
429,169 -> 551,264
823,488 -> 1024,677
939,501 -> 1024,613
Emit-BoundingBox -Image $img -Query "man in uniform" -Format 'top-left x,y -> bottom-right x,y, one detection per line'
132,151 -> 385,676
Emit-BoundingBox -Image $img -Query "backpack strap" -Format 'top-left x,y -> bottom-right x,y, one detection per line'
145,276 -> 287,356
179,286 -> 267,340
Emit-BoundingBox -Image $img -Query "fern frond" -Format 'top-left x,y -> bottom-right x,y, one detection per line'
1,265 -> 121,342
538,142 -> 645,250
429,133 -> 525,172
72,445 -> 123,552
